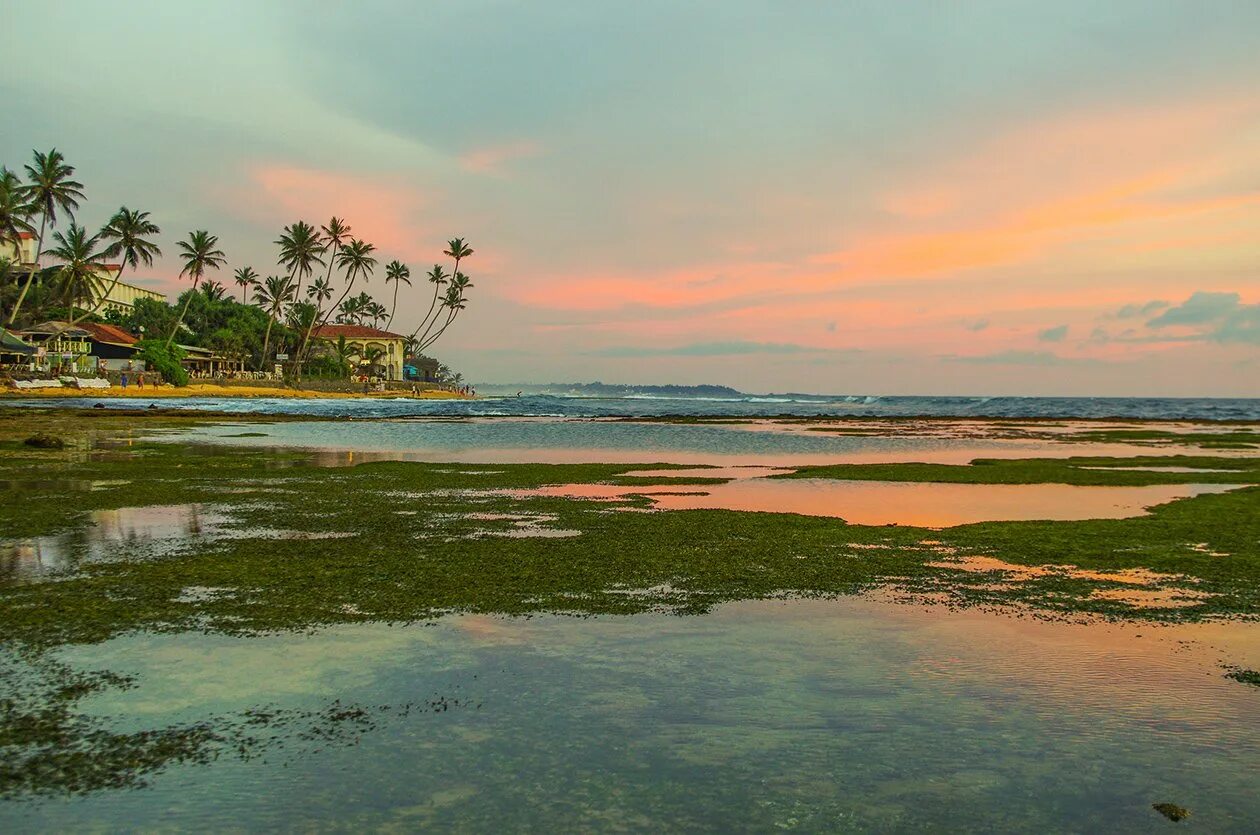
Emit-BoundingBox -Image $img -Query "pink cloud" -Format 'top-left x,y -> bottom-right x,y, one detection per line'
240,164 -> 438,261
458,141 -> 542,175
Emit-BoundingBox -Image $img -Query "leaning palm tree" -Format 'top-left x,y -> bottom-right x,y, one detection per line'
85,207 -> 161,322
410,264 -> 448,343
167,230 -> 226,348
0,168 -> 36,268
8,149 -> 86,326
275,220 -> 324,301
383,260 -> 411,330
46,223 -> 106,316
253,274 -> 295,371
233,266 -> 258,302
420,272 -> 473,351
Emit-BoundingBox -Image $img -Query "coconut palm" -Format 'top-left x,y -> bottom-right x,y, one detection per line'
253,274 -> 295,371
383,260 -> 411,330
8,149 -> 86,326
410,263 -> 447,342
330,238 -> 377,316
201,280 -> 226,301
233,266 -> 258,302
46,223 -> 106,315
331,335 -> 358,370
275,220 -> 324,301
167,230 -> 226,348
85,207 -> 161,322
366,299 -> 388,327
292,276 -> 336,371
0,168 -> 35,267
420,272 -> 473,351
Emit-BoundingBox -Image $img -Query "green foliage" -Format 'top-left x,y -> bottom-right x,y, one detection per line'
134,339 -> 188,387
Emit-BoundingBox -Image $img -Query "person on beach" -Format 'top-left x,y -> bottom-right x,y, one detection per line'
120,372 -> 128,389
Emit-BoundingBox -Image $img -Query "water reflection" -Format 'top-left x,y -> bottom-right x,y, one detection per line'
25,595 -> 1260,831
0,505 -> 353,580
512,479 -> 1237,526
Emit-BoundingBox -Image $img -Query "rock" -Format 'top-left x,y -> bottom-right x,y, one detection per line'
1153,803 -> 1190,822
23,433 -> 66,450
92,402 -> 105,409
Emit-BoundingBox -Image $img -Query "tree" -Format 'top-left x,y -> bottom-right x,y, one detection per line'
167,230 -> 226,348
0,168 -> 36,271
330,238 -> 377,317
45,223 -> 106,315
233,266 -> 258,302
88,207 -> 162,325
420,271 -> 473,352
366,299 -> 388,327
276,220 -> 324,303
201,280 -> 226,301
413,238 -> 471,345
253,274 -> 294,371
383,260 -> 411,330
8,149 -> 86,326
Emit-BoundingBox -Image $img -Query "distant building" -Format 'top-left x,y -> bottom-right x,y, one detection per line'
1,234 -> 165,312
404,355 -> 441,383
310,324 -> 406,380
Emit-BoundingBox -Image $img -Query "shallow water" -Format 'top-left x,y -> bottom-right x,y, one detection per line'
157,418 -> 1207,467
513,479 -> 1237,526
7,596 -> 1259,832
10,393 -> 1260,420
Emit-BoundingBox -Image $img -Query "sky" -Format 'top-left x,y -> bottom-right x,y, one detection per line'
3,0 -> 1258,396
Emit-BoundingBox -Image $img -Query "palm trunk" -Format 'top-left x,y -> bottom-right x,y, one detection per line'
258,317 -> 274,373
387,282 -> 400,331
70,262 -> 126,327
420,308 -> 460,353
165,276 -> 200,349
297,245 -> 346,371
410,281 -> 442,342
6,215 -> 47,326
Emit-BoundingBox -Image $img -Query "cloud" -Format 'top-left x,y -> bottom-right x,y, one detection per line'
966,319 -> 990,332
943,350 -> 1100,367
243,164 -> 434,259
1115,300 -> 1169,318
458,141 -> 542,175
1147,291 -> 1241,327
825,321 -> 837,333
1038,324 -> 1069,342
588,340 -> 846,358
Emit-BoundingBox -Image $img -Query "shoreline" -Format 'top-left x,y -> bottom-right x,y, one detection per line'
0,383 -> 469,401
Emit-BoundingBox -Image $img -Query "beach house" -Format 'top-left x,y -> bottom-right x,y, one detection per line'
310,324 -> 406,380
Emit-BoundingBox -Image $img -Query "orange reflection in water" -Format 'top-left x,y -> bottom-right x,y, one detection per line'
517,480 -> 1235,527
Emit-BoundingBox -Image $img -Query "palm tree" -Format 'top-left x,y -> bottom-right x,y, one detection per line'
276,220 -> 324,302
46,223 -> 106,316
420,272 -> 473,351
254,274 -> 294,371
331,334 -> 358,373
167,230 -> 226,348
233,266 -> 258,302
330,238 -> 377,317
8,149 -> 86,326
0,168 -> 36,268
201,280 -> 226,301
87,207 -> 161,322
383,260 -> 411,331
292,276 -> 335,371
366,300 -> 388,327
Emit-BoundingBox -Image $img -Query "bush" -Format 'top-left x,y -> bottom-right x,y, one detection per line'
134,340 -> 189,387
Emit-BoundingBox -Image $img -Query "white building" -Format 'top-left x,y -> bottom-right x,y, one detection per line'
2,232 -> 165,312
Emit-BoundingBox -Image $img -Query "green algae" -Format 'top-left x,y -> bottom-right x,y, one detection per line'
1,408 -> 1258,799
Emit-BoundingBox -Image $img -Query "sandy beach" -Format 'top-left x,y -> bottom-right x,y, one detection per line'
1,383 -> 467,400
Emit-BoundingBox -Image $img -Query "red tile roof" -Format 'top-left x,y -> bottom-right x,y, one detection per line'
78,322 -> 138,345
310,324 -> 405,340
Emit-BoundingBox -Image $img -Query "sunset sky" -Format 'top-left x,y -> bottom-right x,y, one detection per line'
3,1 -> 1258,395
